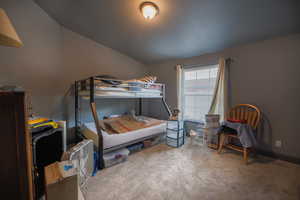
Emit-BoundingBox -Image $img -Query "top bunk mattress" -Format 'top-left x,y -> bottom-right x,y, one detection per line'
77,78 -> 164,99
82,120 -> 167,149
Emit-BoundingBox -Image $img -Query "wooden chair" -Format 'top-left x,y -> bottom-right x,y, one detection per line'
218,104 -> 261,164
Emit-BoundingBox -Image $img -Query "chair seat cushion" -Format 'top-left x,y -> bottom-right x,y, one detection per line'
227,118 -> 247,124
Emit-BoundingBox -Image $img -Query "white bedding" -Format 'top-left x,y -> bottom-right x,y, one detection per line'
82,121 -> 167,149
79,85 -> 162,98
79,90 -> 162,98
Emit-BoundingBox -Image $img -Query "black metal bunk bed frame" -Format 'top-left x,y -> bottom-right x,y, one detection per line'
74,76 -> 172,169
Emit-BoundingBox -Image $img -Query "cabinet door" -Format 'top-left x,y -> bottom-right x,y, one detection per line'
0,92 -> 33,200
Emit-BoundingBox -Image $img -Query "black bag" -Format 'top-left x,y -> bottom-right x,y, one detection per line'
218,125 -> 237,135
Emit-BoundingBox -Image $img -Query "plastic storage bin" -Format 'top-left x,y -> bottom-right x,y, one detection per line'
167,120 -> 184,130
166,120 -> 185,147
205,114 -> 220,128
103,148 -> 129,168
167,136 -> 184,147
127,143 -> 144,154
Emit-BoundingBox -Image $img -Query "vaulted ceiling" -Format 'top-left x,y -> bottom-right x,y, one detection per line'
35,0 -> 300,64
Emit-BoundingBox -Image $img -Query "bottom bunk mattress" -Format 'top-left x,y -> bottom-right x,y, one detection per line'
81,119 -> 167,150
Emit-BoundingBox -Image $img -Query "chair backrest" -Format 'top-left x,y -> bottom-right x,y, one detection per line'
227,104 -> 261,129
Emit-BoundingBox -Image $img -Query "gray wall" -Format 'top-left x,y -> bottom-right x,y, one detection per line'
61,28 -> 148,142
0,0 -> 63,118
0,1 -> 148,142
0,1 -> 147,117
61,28 -> 147,88
147,34 -> 300,159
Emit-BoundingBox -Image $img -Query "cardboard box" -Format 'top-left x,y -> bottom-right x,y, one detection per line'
44,161 -> 84,200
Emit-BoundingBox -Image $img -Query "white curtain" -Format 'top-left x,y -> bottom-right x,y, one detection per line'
208,58 -> 229,121
176,64 -> 183,120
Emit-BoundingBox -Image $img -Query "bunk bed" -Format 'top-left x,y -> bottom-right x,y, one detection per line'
74,76 -> 171,169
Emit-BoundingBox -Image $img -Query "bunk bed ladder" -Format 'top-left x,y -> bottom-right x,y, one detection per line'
139,98 -> 142,115
90,102 -> 105,170
162,84 -> 172,117
75,81 -> 80,140
89,77 -> 105,169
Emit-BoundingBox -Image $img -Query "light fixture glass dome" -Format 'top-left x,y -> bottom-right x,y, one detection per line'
140,2 -> 159,20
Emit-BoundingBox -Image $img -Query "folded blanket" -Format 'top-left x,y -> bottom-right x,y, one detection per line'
220,121 -> 257,148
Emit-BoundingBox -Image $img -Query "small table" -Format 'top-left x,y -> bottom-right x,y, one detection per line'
166,120 -> 185,147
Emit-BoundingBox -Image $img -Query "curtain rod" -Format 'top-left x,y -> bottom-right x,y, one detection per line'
226,58 -> 234,63
176,57 -> 233,70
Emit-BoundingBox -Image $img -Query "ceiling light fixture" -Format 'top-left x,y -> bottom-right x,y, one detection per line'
140,2 -> 159,20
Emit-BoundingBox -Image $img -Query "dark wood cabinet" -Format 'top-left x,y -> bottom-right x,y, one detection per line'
0,91 -> 34,200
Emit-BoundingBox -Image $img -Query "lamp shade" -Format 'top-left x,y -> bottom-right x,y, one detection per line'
0,8 -> 23,47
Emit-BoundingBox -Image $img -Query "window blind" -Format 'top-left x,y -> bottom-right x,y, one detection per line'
181,64 -> 219,121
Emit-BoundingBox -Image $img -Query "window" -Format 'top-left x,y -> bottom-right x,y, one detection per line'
181,64 -> 218,121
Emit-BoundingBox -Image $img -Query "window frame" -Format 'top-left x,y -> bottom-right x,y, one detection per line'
181,64 -> 219,122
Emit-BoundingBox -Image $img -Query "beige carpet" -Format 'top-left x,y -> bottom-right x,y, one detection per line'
86,142 -> 300,200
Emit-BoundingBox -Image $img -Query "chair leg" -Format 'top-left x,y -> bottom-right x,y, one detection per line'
243,148 -> 248,164
218,134 -> 226,154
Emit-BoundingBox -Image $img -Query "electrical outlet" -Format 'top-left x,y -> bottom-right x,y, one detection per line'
275,140 -> 282,148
